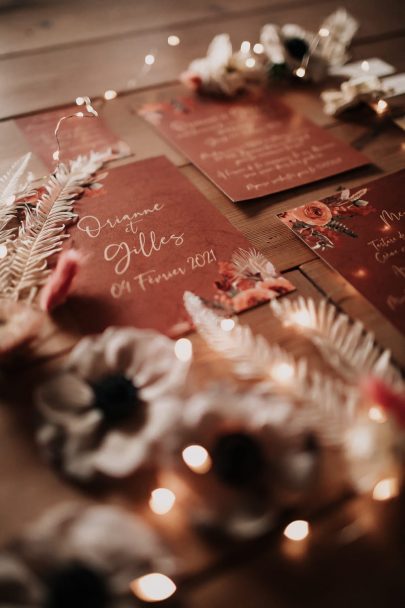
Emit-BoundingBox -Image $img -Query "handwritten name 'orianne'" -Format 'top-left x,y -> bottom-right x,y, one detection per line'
77,202 -> 164,237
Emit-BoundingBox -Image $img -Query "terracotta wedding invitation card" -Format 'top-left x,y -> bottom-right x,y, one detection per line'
16,106 -> 129,169
67,156 -> 294,336
278,170 -> 405,334
139,94 -> 368,202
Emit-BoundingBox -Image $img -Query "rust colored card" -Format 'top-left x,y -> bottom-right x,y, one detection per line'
139,94 -> 368,202
16,106 -> 129,169
67,156 -> 294,336
278,170 -> 405,335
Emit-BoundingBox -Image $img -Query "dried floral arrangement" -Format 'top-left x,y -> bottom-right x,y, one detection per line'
0,150 -> 111,359
180,9 -> 358,95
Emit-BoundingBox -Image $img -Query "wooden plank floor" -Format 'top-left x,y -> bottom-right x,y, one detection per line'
0,1 -> 404,606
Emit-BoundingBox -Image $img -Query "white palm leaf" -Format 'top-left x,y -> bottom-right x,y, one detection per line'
0,149 -> 110,301
271,297 -> 403,389
184,291 -> 357,445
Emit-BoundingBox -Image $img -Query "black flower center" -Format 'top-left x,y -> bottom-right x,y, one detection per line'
92,374 -> 141,424
45,562 -> 110,608
284,37 -> 309,61
212,432 -> 264,487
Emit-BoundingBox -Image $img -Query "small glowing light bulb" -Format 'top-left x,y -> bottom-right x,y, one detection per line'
245,57 -> 256,68
149,488 -> 176,515
368,405 -> 387,424
240,40 -> 251,54
271,362 -> 294,383
52,150 -> 60,161
284,520 -> 309,541
361,60 -> 370,72
253,42 -> 264,54
104,89 -> 117,100
373,478 -> 399,501
182,445 -> 212,474
75,111 -> 84,118
131,573 -> 176,602
319,27 -> 330,37
174,338 -> 192,362
75,96 -> 85,105
0,244 -> 8,259
145,54 -> 155,66
168,35 -> 180,46
295,67 -> 306,78
375,99 -> 388,115
220,318 -> 235,332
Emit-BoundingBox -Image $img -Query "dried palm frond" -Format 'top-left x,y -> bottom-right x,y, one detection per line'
0,150 -> 110,302
271,297 -> 403,389
231,248 -> 276,280
0,153 -> 32,245
184,291 -> 357,445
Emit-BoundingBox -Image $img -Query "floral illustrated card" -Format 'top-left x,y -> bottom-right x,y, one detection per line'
67,156 -> 294,336
16,106 -> 130,169
139,94 -> 368,202
278,170 -> 405,335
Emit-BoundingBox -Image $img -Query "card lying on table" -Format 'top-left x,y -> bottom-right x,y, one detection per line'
278,170 -> 405,335
67,156 -> 294,336
16,106 -> 129,169
139,94 -> 368,202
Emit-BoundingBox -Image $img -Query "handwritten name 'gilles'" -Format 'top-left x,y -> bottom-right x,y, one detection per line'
76,203 -> 184,275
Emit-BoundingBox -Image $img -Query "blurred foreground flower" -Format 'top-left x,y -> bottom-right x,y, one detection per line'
0,503 -> 175,607
0,299 -> 43,361
36,327 -> 189,481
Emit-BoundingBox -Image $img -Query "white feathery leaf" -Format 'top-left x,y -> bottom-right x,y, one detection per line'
231,247 -> 276,280
0,153 -> 32,246
184,291 -> 357,446
270,297 -> 403,390
0,149 -> 111,301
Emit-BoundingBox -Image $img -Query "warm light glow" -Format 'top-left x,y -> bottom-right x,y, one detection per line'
354,268 -> 367,278
104,89 -> 117,100
75,112 -> 84,118
361,60 -> 370,72
75,96 -> 85,105
319,27 -> 330,37
168,35 -> 180,46
284,520 -> 309,541
0,244 -> 7,259
149,488 -> 176,515
368,405 -> 387,424
220,318 -> 235,332
182,445 -> 212,474
253,42 -> 264,54
52,150 -> 60,161
375,99 -> 388,115
245,57 -> 256,68
145,54 -> 155,65
240,40 -> 251,54
131,573 -> 176,602
271,362 -> 294,383
174,338 -> 193,362
295,67 -> 306,78
373,478 -> 399,501
291,309 -> 313,328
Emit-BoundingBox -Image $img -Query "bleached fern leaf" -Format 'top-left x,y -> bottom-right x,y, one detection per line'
0,149 -> 110,301
271,297 -> 403,389
0,153 -> 32,205
231,248 -> 276,280
0,153 -> 33,245
184,291 -> 357,446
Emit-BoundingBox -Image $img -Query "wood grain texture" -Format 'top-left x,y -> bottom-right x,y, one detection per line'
0,0 -> 404,119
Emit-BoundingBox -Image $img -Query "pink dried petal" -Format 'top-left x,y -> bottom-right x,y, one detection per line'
0,300 -> 43,358
361,376 -> 405,427
40,249 -> 82,312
